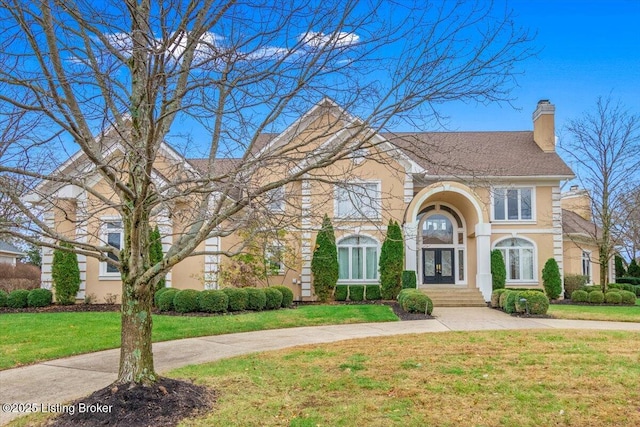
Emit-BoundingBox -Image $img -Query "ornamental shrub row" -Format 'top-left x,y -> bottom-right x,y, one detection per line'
397,289 -> 433,315
570,288 -> 636,305
0,288 -> 54,309
334,285 -> 382,302
491,288 -> 550,315
154,286 -> 294,314
609,282 -> 640,297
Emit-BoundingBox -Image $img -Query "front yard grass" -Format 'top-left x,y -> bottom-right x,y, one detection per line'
0,304 -> 397,370
164,329 -> 640,427
548,299 -> 640,322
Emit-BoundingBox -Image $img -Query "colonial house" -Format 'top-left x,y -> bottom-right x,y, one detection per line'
33,99 -> 608,305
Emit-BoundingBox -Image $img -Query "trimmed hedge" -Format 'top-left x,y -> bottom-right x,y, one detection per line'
271,286 -> 294,308
245,288 -> 266,311
397,289 -> 433,315
491,289 -> 507,308
365,285 -> 381,301
349,286 -> 364,302
604,291 -> 621,305
571,290 -> 589,303
0,290 -> 8,307
173,289 -> 200,313
503,291 -> 520,314
617,276 -> 640,286
334,285 -> 348,301
588,291 -> 605,304
7,289 -> 30,308
27,288 -> 53,307
223,288 -> 248,311
154,287 -> 170,307
401,270 -> 417,289
157,288 -> 179,312
514,290 -> 549,315
619,290 -> 637,305
264,288 -> 283,310
542,258 -> 562,299
197,290 -> 228,313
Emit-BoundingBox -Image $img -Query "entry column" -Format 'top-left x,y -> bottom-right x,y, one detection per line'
475,223 -> 492,301
403,222 -> 418,272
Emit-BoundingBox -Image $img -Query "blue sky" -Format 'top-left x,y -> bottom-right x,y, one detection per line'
437,0 -> 639,134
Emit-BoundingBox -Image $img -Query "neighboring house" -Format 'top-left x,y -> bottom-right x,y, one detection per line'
0,241 -> 25,266
32,98 -> 597,304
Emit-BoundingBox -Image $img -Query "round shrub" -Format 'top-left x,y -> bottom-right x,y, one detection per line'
157,288 -> 179,312
245,288 -> 266,311
503,291 -> 521,314
514,290 -> 549,315
197,290 -> 229,313
173,289 -> 200,313
619,290 -> 637,305
365,285 -> 381,301
349,286 -> 364,302
581,285 -> 603,293
0,290 -> 8,307
154,287 -> 170,307
588,291 -> 604,304
264,288 -> 283,310
272,286 -> 293,308
604,291 -> 622,305
27,288 -> 53,307
571,289 -> 589,303
400,291 -> 433,315
7,289 -> 30,308
223,288 -> 248,311
491,289 -> 507,308
334,285 -> 348,302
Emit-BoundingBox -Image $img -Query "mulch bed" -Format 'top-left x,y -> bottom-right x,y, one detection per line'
47,377 -> 214,427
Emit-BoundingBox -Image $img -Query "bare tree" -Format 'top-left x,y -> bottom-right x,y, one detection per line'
561,96 -> 640,288
0,0 -> 533,387
615,188 -> 640,263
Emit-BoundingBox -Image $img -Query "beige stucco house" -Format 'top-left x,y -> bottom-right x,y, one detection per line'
34,99 -> 608,304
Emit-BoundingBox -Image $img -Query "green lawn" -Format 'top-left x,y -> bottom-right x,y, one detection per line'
548,299 -> 640,322
0,305 -> 397,370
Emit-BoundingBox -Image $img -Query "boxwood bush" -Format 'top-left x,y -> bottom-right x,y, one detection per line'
570,289 -> 589,303
401,270 -> 417,289
173,289 -> 200,313
223,288 -> 248,311
264,287 -> 283,310
491,289 -> 507,308
272,285 -> 293,308
397,289 -> 433,315
514,290 -> 549,315
334,285 -> 348,301
154,287 -> 170,307
197,290 -> 228,313
365,285 -> 381,301
604,291 -> 622,305
503,290 -> 521,314
0,290 -> 8,307
27,288 -> 53,307
349,286 -> 364,302
157,288 -> 179,312
7,289 -> 30,308
588,290 -> 605,304
245,288 -> 266,311
619,290 -> 637,305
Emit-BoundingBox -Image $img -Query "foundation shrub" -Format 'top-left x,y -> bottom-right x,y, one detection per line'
154,287 -> 170,306
570,290 -> 589,303
197,290 -> 228,313
491,289 -> 507,308
349,286 -> 364,302
619,290 -> 636,305
401,270 -> 417,289
51,242 -> 81,305
514,290 -> 549,315
264,288 -> 283,310
491,249 -> 506,290
503,290 -> 521,314
398,289 -> 433,315
157,288 -> 179,312
0,290 -> 8,307
7,289 -> 30,308
588,291 -> 605,304
564,274 -> 588,298
498,290 -> 510,309
223,287 -> 248,311
272,286 -> 293,308
27,288 -> 53,307
604,291 -> 622,305
542,258 -> 562,300
580,285 -> 604,293
173,289 -> 200,313
245,288 -> 266,311
334,285 -> 348,302
365,285 -> 381,301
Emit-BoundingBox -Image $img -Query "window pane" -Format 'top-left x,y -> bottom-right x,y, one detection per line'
521,248 -> 534,280
441,250 -> 452,276
351,247 -> 363,279
520,189 -> 532,219
458,249 -> 464,281
423,214 -> 453,244
338,248 -> 349,279
366,247 -> 377,279
494,189 -> 505,220
509,248 -> 520,280
107,232 -> 120,249
507,190 -> 519,220
424,250 -> 435,277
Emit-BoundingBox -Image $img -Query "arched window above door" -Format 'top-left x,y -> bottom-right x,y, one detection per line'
422,214 -> 453,245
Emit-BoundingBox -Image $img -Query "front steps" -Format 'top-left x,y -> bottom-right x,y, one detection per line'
418,286 -> 487,307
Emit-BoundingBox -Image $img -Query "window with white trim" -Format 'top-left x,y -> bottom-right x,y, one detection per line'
337,236 -> 378,281
335,182 -> 381,220
267,187 -> 285,212
493,187 -> 533,221
265,241 -> 285,275
101,220 -> 123,276
495,238 -> 535,282
582,251 -> 591,282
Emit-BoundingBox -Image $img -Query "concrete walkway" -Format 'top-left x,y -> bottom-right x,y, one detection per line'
2,307 -> 640,425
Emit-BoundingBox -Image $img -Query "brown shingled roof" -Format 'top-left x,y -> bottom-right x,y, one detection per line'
383,131 -> 574,178
562,209 -> 601,238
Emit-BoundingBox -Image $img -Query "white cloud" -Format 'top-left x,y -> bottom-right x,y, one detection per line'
299,31 -> 360,49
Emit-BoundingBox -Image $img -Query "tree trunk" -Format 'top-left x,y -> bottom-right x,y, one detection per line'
117,276 -> 157,385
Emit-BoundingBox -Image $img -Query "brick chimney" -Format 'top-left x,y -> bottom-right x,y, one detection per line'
533,99 -> 556,153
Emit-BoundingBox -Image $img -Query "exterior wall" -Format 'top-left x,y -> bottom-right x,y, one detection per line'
563,238 -> 600,285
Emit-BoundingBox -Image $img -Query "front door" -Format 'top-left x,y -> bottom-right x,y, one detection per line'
422,248 -> 455,284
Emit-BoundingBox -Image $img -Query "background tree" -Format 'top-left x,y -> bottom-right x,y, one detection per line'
491,249 -> 506,290
311,215 -> 338,302
561,97 -> 640,289
614,188 -> 640,264
148,225 -> 165,293
614,255 -> 626,279
628,259 -> 640,278
51,242 -> 81,305
0,0 -> 534,390
542,258 -> 562,300
379,220 -> 404,299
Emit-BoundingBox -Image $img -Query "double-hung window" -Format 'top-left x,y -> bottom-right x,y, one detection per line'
335,182 -> 381,220
265,241 -> 285,275
582,251 -> 591,282
337,236 -> 378,281
495,238 -> 536,282
101,220 -> 123,277
267,186 -> 285,213
493,187 -> 533,221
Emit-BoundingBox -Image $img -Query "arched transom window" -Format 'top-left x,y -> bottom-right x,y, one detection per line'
495,238 -> 536,282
